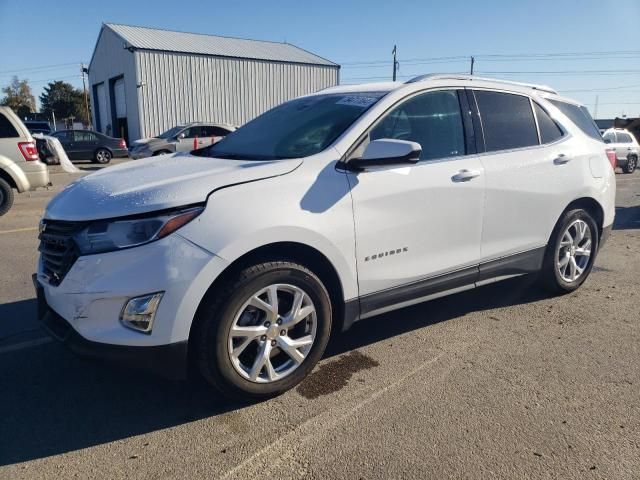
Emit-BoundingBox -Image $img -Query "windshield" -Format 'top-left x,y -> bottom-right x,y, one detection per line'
156,126 -> 185,139
200,92 -> 387,160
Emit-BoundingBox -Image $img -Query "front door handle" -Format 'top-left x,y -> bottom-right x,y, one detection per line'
451,169 -> 481,182
553,154 -> 571,165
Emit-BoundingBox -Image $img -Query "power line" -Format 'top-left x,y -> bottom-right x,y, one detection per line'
559,83 -> 640,93
0,62 -> 83,76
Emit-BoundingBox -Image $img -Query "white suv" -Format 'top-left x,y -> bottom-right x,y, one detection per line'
35,75 -> 615,399
602,128 -> 639,174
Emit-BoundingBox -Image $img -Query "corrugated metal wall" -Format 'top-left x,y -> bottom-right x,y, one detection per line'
134,50 -> 339,138
88,27 -> 141,139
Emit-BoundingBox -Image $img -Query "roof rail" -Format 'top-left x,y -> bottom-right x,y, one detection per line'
405,73 -> 558,95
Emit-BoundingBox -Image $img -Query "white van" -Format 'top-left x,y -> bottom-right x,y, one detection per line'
35,75 -> 615,399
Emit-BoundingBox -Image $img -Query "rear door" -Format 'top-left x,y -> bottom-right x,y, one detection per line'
473,89 -> 572,275
200,125 -> 231,146
615,132 -> 634,161
73,131 -> 99,159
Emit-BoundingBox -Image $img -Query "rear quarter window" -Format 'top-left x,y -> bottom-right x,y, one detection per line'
0,113 -> 19,138
548,99 -> 602,141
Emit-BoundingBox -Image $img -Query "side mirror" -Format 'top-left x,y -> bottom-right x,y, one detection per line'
348,139 -> 421,170
176,132 -> 186,141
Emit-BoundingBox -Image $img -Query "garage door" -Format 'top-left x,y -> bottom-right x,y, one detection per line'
114,78 -> 126,118
96,83 -> 108,133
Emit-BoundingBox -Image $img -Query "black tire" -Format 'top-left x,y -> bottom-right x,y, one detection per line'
539,209 -> 599,294
93,148 -> 112,164
152,149 -> 172,156
623,155 -> 637,174
0,177 -> 15,216
192,261 -> 332,400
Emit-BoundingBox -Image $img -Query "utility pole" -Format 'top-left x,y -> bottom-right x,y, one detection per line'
392,45 -> 398,81
470,56 -> 475,75
80,64 -> 91,128
594,95 -> 599,119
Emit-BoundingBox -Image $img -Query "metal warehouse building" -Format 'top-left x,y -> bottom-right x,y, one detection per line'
88,23 -> 340,142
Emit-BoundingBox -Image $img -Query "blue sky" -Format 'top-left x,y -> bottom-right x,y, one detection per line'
1,0 -> 639,118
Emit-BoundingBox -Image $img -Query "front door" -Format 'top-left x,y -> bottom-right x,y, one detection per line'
347,89 -> 485,316
73,131 -> 99,160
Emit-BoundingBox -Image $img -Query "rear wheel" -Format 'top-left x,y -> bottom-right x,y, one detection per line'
540,209 -> 598,293
623,155 -> 637,174
192,261 -> 332,400
93,148 -> 111,164
152,149 -> 172,156
0,178 -> 15,216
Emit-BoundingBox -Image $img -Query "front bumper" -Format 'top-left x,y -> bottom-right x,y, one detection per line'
34,232 -> 229,374
35,283 -> 188,379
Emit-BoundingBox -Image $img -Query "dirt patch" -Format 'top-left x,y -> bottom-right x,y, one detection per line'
296,350 -> 379,400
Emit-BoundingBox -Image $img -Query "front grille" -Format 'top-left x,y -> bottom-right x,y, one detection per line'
38,220 -> 86,286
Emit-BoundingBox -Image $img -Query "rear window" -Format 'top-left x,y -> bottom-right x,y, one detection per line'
548,99 -> 602,141
474,90 -> 539,152
617,132 -> 633,143
603,131 -> 615,143
0,113 -> 19,138
533,102 -> 564,144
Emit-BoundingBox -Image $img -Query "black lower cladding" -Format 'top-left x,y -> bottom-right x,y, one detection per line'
344,247 -> 547,327
600,224 -> 612,248
34,278 -> 188,380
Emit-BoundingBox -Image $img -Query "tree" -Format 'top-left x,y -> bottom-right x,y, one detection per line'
0,76 -> 36,118
40,81 -> 91,125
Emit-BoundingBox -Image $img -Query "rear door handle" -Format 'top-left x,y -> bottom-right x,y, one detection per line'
451,169 -> 481,182
553,154 -> 571,165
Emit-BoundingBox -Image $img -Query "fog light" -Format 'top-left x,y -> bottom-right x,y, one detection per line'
120,292 -> 163,333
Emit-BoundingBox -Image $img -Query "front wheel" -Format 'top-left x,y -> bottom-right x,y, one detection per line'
623,155 -> 637,174
540,209 -> 599,294
193,261 -> 332,400
93,148 -> 112,164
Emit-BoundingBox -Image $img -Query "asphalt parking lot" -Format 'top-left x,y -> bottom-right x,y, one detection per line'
0,160 -> 638,479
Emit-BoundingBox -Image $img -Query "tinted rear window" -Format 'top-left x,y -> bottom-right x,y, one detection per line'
548,99 -> 602,141
474,90 -> 539,152
0,113 -> 19,138
533,102 -> 564,144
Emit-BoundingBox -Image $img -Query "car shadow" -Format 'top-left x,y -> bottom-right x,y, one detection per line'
613,205 -> 640,230
0,275 -> 551,466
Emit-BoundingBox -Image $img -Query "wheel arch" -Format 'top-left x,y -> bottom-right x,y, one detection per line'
187,241 -> 349,351
0,167 -> 18,190
94,146 -> 113,157
559,196 -> 605,241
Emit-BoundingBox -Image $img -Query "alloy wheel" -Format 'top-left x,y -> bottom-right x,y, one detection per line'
556,219 -> 592,283
227,283 -> 317,383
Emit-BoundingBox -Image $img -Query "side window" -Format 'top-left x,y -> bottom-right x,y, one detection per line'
603,131 -> 616,143
184,127 -> 201,138
211,126 -> 232,137
533,102 -> 564,144
474,90 -> 539,151
0,113 -> 19,138
548,100 -> 602,141
370,90 -> 466,161
74,131 -> 97,141
617,132 -> 632,143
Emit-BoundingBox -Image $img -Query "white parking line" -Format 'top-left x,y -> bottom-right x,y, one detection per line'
0,337 -> 52,354
0,227 -> 38,235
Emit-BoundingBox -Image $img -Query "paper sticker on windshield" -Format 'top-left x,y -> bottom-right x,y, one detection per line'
336,96 -> 379,108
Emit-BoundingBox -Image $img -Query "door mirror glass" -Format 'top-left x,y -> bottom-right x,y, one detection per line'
176,132 -> 186,140
349,139 -> 421,170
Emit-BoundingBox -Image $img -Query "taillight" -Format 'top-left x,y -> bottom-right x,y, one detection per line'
119,138 -> 126,149
605,148 -> 617,170
18,142 -> 39,161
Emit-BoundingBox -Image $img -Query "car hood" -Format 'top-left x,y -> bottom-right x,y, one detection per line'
132,137 -> 167,148
45,153 -> 302,221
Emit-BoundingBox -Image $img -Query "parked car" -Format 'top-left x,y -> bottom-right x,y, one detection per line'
129,122 -> 235,159
0,107 -> 50,215
51,129 -> 128,164
35,75 -> 615,399
602,128 -> 638,174
24,120 -> 53,135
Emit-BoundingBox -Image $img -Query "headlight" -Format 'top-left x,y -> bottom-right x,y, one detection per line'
74,206 -> 203,255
